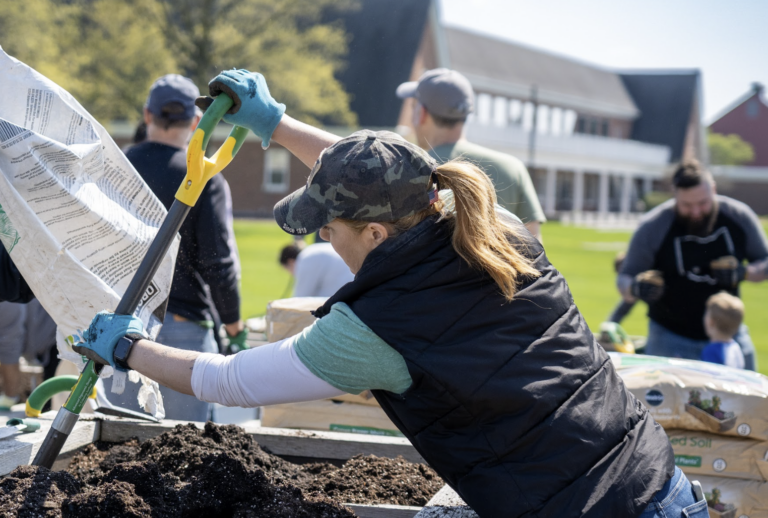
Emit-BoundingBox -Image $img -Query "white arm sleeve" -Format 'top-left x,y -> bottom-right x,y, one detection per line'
191,336 -> 346,407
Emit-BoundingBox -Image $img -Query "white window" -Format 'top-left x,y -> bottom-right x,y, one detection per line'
476,93 -> 493,125
262,148 -> 291,194
493,96 -> 508,127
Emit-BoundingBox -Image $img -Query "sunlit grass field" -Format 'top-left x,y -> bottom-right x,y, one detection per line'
234,219 -> 768,375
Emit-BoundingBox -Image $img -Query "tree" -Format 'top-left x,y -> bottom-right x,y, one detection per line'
1,0 -> 359,126
1,0 -> 177,122
152,0 -> 359,126
708,131 -> 755,166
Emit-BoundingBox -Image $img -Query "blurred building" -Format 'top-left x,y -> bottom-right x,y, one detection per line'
707,83 -> 768,213
112,0 -> 738,218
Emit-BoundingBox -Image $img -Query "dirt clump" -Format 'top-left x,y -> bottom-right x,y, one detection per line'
0,422 -> 443,517
0,464 -> 80,518
303,454 -> 442,506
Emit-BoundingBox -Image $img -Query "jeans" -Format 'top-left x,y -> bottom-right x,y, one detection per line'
646,320 -> 756,371
640,467 -> 709,518
105,313 -> 217,422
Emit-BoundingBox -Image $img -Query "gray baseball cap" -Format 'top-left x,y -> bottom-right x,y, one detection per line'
396,68 -> 474,119
274,130 -> 438,236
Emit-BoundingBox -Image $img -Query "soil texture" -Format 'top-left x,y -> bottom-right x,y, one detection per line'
0,422 -> 443,517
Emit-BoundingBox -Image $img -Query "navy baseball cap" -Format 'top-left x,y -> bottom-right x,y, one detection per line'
145,74 -> 199,120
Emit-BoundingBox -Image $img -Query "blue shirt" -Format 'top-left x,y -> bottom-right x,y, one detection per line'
701,340 -> 745,369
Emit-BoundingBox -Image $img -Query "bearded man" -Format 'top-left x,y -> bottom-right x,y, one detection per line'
618,160 -> 768,369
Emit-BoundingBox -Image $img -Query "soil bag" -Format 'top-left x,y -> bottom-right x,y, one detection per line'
611,353 -> 768,441
0,47 -> 178,415
693,475 -> 768,518
668,430 -> 768,482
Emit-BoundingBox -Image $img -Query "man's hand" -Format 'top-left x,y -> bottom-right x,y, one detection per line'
195,69 -> 285,148
72,311 -> 147,371
710,255 -> 746,288
631,270 -> 665,303
225,329 -> 249,355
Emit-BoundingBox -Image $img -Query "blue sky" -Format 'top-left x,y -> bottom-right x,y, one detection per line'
440,0 -> 768,123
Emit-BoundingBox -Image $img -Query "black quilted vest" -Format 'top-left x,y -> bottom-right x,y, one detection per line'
315,216 -> 674,517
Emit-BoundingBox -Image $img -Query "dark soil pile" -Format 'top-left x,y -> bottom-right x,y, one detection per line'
0,464 -> 80,518
0,422 -> 443,517
302,455 -> 441,506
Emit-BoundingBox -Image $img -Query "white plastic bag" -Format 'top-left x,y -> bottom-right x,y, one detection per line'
0,47 -> 178,416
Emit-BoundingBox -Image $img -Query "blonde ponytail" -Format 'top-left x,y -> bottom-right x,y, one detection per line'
340,159 -> 540,301
432,160 -> 540,300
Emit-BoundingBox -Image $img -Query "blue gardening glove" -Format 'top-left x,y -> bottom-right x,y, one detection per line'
72,311 -> 147,371
195,69 -> 286,148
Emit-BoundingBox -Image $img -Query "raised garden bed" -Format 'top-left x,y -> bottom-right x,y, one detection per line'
0,415 -> 451,517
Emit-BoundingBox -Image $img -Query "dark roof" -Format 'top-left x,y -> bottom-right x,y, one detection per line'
620,72 -> 699,161
329,0 -> 432,127
446,27 -> 638,119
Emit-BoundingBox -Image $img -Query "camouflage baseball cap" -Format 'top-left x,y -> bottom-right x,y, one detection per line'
274,130 -> 438,236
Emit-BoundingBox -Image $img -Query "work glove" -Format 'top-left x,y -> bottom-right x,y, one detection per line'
225,329 -> 249,356
195,69 -> 286,149
710,255 -> 746,288
631,270 -> 665,303
72,311 -> 148,371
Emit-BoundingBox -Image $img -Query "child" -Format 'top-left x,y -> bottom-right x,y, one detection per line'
701,292 -> 746,369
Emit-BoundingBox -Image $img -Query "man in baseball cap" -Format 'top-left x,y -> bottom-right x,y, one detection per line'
107,74 -> 247,420
397,69 -> 545,239
145,74 -> 200,125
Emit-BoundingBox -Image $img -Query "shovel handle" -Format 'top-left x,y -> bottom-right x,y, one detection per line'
32,94 -> 248,469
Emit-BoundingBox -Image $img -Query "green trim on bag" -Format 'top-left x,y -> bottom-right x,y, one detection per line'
329,424 -> 404,437
674,455 -> 702,468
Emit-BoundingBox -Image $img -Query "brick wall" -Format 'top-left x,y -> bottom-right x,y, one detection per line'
114,135 -> 310,218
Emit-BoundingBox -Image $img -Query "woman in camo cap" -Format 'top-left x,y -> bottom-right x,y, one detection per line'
76,70 -> 707,518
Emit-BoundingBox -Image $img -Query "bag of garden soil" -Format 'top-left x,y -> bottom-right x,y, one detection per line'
668,430 -> 768,482
261,399 -> 401,437
691,475 -> 768,518
610,354 -> 768,441
266,297 -> 325,342
0,48 -> 176,414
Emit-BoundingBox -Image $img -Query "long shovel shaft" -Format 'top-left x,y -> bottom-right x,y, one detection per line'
32,202 -> 192,468
31,93 -> 244,470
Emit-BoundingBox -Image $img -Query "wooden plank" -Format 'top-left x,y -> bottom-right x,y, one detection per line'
346,503 -> 421,518
99,417 -> 424,463
0,413 -> 100,477
261,399 -> 398,432
414,486 -> 478,518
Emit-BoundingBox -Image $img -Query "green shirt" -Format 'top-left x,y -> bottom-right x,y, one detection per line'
430,140 -> 546,224
294,302 -> 412,395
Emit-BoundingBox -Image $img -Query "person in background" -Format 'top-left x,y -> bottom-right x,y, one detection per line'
0,299 -> 58,410
618,160 -> 768,370
396,69 -> 545,240
701,292 -> 746,369
279,242 -> 354,298
108,74 -> 245,421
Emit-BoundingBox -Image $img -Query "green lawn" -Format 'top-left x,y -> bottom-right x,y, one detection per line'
234,219 -> 768,375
